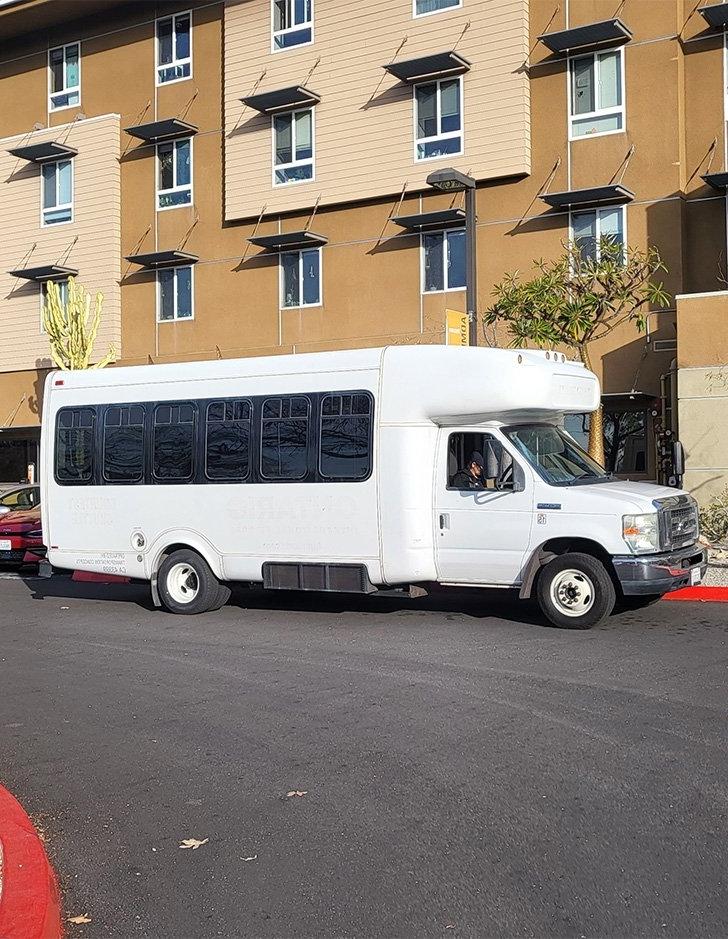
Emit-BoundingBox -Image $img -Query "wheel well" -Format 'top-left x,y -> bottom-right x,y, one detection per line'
521,538 -> 619,599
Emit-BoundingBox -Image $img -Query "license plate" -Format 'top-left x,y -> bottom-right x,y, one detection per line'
0,539 -> 11,551
690,567 -> 702,586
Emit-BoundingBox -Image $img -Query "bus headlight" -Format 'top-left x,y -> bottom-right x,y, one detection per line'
622,513 -> 660,554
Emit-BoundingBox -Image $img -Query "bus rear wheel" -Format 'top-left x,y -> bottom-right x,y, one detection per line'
536,552 -> 616,629
157,549 -> 230,615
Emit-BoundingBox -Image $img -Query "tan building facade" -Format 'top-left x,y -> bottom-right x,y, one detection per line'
0,0 -> 726,499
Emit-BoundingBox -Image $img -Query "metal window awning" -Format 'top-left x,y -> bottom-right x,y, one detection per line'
124,119 -> 198,143
241,86 -> 321,115
540,184 -> 635,209
9,264 -> 78,282
701,171 -> 728,189
384,51 -> 471,83
392,208 -> 466,231
698,3 -> 728,28
7,141 -> 78,163
538,18 -> 632,55
125,250 -> 199,269
248,231 -> 328,251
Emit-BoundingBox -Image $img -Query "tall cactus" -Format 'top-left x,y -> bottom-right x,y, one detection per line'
42,277 -> 116,370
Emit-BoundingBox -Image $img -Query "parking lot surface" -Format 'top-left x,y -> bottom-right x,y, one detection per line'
1,574 -> 727,938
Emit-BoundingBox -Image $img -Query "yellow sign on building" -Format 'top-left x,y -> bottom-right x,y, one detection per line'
446,309 -> 468,346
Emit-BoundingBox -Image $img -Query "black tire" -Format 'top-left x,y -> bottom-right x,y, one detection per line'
157,549 -> 226,615
536,552 -> 616,629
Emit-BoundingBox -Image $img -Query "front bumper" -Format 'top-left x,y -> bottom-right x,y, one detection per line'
612,544 -> 707,596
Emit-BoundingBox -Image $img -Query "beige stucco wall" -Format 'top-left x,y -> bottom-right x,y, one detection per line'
0,113 -> 121,372
223,0 -> 531,221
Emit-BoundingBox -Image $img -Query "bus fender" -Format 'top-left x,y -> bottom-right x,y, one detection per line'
148,531 -> 226,582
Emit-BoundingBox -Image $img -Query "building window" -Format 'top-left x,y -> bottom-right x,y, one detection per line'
103,405 -> 145,483
55,408 -> 95,483
205,399 -> 252,481
157,266 -> 194,322
414,0 -> 460,15
571,206 -> 625,262
157,138 -> 192,209
41,159 -> 73,225
415,77 -> 463,161
570,49 -> 623,138
153,403 -> 196,481
272,0 -> 313,50
422,229 -> 465,292
280,248 -> 321,308
48,42 -> 80,110
156,11 -> 191,84
40,279 -> 69,333
273,109 -> 313,185
260,396 -> 310,479
319,393 -> 373,480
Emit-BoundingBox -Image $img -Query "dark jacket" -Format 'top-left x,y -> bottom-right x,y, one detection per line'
452,470 -> 485,490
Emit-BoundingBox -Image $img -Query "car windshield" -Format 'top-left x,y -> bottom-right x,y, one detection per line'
503,424 -> 611,486
0,486 -> 39,508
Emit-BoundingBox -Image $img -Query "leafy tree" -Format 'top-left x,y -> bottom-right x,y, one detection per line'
483,240 -> 670,464
42,277 -> 115,370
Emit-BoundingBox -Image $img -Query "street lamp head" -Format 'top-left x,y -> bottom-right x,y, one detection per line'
426,167 -> 476,192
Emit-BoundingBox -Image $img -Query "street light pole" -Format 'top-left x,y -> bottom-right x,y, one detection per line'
426,167 -> 478,347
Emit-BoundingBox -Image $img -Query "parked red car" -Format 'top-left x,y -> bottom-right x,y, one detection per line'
0,506 -> 45,567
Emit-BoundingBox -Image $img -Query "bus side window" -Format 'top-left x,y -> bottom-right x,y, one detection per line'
260,396 -> 310,480
153,403 -> 196,481
103,405 -> 145,483
319,392 -> 373,480
55,407 -> 96,483
205,399 -> 252,481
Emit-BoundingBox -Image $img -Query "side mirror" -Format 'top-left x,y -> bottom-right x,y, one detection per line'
672,441 -> 685,476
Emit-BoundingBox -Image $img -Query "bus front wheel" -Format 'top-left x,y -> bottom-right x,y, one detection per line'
157,549 -> 231,615
536,552 -> 616,629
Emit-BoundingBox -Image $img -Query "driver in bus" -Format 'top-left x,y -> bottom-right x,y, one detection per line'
452,451 -> 486,490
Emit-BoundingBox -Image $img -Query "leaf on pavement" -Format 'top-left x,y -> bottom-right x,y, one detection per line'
179,837 -> 209,850
286,790 -> 307,798
242,854 -> 258,861
68,914 -> 92,924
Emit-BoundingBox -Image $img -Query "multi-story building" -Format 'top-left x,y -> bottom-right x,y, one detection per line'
0,0 -> 726,501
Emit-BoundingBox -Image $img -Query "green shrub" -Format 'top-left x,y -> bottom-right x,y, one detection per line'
699,486 -> 728,545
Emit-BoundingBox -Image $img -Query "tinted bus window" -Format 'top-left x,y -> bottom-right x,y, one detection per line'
319,393 -> 373,480
260,396 -> 309,479
55,408 -> 96,483
103,405 -> 145,482
205,399 -> 251,480
153,403 -> 195,480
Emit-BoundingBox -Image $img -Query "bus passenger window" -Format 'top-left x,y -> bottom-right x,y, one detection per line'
205,399 -> 251,481
319,392 -> 372,480
153,403 -> 196,481
55,408 -> 96,483
261,396 -> 310,479
103,405 -> 145,483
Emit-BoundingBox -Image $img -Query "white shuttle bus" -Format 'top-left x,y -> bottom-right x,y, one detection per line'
40,346 -> 706,629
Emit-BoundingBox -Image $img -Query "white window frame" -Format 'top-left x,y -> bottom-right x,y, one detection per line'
272,108 -> 315,187
413,76 -> 464,163
155,9 -> 192,86
568,47 -> 625,142
569,205 -> 627,263
279,247 -> 322,309
156,265 -> 195,323
271,0 -> 314,53
40,158 -> 74,227
39,279 -> 69,334
48,41 -> 81,112
156,137 -> 193,211
421,228 -> 466,294
413,0 -> 462,18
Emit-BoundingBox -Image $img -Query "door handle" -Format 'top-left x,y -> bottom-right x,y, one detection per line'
439,513 -> 450,531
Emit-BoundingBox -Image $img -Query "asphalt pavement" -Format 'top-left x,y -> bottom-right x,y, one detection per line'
0,574 -> 727,938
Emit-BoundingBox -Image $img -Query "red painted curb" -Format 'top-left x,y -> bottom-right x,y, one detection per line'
664,586 -> 728,602
0,785 -> 62,939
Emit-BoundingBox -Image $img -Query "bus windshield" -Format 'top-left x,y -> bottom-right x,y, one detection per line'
503,424 -> 612,486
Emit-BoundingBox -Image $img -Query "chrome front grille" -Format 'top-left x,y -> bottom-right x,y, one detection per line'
654,495 -> 700,550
